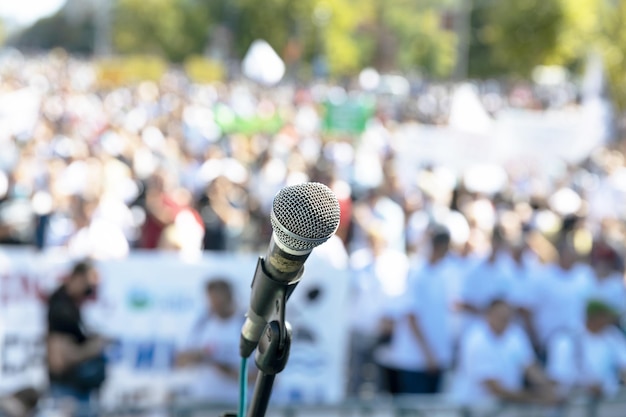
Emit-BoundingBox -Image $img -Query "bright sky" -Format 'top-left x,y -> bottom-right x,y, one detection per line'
0,0 -> 67,25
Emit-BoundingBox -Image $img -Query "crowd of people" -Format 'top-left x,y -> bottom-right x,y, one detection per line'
351,225 -> 626,410
0,49 -> 626,415
0,50 -> 598,257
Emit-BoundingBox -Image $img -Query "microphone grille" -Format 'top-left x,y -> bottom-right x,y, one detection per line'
271,182 -> 341,252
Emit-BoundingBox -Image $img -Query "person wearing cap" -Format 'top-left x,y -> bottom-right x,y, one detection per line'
546,300 -> 626,400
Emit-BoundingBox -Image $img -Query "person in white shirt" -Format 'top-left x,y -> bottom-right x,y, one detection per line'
458,225 -> 516,333
66,196 -> 130,260
453,299 -> 558,412
351,187 -> 405,253
376,226 -> 453,395
347,230 -> 409,397
522,238 -> 594,354
546,300 -> 626,400
175,278 -> 248,404
507,233 -> 541,315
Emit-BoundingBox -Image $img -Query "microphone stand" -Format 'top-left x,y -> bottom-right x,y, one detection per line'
246,319 -> 292,417
223,257 -> 296,417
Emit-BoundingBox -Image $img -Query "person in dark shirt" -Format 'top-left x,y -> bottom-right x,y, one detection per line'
46,261 -> 107,415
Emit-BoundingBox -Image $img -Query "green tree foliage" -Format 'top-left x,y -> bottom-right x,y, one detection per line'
177,0 -> 319,77
552,0 -> 599,65
320,0 -> 456,77
114,0 -> 455,76
467,0 -> 502,78
198,0 -> 368,77
224,0 -> 316,59
0,21 -> 6,46
10,12 -> 95,54
113,0 -> 209,63
13,0 -> 625,119
318,0 -> 370,76
467,0 -> 626,119
469,0 -> 600,78
469,0 -> 564,77
597,0 -> 626,114
384,0 -> 456,77
11,0 -> 458,78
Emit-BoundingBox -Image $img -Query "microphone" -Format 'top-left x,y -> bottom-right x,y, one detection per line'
240,182 -> 340,358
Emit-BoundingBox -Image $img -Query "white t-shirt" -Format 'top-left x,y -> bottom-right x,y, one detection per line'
67,219 -> 130,260
445,252 -> 483,340
349,247 -> 409,336
313,235 -> 349,271
445,253 -> 482,303
525,264 -> 594,346
459,254 -> 516,331
504,252 -> 542,310
350,196 -> 405,253
546,327 -> 626,397
376,259 -> 454,371
180,312 -> 244,403
453,321 -> 534,406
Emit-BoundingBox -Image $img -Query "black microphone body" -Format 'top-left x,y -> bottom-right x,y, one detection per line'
239,242 -> 306,358
263,238 -> 310,282
239,182 -> 340,358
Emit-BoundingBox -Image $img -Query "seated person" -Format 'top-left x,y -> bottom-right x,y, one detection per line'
453,299 -> 559,412
46,261 -> 107,415
175,278 -> 254,403
546,299 -> 626,400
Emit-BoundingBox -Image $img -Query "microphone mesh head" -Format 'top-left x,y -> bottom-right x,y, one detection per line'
271,182 -> 341,252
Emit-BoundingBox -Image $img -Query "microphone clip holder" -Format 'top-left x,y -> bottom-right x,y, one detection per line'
244,319 -> 292,417
228,257 -> 299,417
255,255 -> 299,351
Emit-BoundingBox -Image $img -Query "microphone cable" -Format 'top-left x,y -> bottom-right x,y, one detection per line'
238,357 -> 248,417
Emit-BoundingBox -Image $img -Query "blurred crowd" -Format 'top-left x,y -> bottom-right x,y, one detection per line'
0,50 -> 597,258
0,49 -> 626,415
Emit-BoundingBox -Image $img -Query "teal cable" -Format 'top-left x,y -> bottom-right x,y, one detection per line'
238,357 -> 248,417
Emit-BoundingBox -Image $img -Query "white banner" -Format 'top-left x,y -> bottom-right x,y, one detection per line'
394,106 -> 607,183
0,247 -> 350,407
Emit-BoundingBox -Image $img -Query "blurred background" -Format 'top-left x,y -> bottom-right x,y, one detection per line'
0,0 -> 625,416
